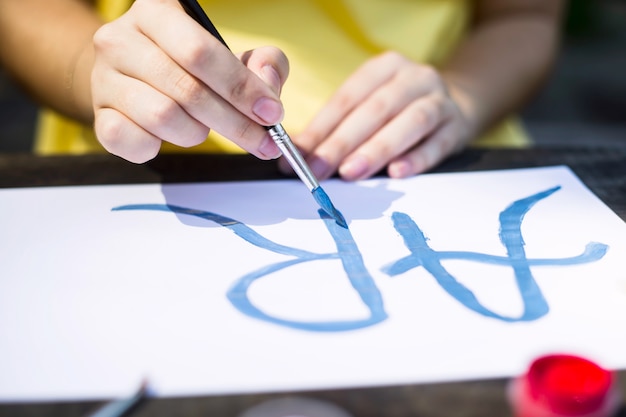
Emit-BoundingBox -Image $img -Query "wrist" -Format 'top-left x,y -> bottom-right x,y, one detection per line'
441,72 -> 485,143
66,38 -> 96,124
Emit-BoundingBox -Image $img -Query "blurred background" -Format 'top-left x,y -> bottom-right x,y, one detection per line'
1,0 -> 625,153
521,0 -> 626,148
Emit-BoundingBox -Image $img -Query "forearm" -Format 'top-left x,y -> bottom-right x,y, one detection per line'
441,1 -> 566,140
0,0 -> 102,123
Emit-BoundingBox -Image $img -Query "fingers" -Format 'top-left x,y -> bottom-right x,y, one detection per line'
94,108 -> 161,163
293,52 -> 401,157
92,0 -> 289,162
93,69 -> 210,151
387,121 -> 467,179
288,53 -> 448,180
338,92 -> 452,180
131,0 -> 283,126
280,52 -> 470,181
277,52 -> 402,178
239,46 -> 290,96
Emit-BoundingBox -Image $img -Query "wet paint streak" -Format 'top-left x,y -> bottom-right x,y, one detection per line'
312,187 -> 348,229
113,204 -> 315,258
385,242 -> 606,273
498,186 -> 558,320
382,187 -> 609,322
228,210 -> 386,331
113,186 -> 608,329
113,205 -> 386,332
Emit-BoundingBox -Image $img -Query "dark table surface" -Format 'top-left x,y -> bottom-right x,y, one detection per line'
1,146 -> 625,417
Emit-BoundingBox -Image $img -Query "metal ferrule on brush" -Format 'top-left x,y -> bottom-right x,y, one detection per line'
266,124 -> 320,192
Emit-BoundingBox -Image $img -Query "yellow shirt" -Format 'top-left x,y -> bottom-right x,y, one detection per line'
35,0 -> 529,155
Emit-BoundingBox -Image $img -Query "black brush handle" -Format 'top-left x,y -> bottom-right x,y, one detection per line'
178,0 -> 230,50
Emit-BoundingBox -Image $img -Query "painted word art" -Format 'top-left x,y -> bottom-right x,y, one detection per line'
113,186 -> 608,332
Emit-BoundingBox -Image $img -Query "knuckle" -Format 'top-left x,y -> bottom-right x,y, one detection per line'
95,110 -> 125,151
92,24 -> 118,52
418,64 -> 441,85
365,95 -> 391,115
179,37 -> 213,70
232,119 -> 256,142
228,72 -> 254,101
413,100 -> 440,129
149,98 -> 179,127
95,109 -> 160,163
173,73 -> 207,106
332,91 -> 355,114
412,107 -> 431,128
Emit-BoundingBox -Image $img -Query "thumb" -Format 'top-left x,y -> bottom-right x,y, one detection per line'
259,64 -> 283,95
238,46 -> 290,96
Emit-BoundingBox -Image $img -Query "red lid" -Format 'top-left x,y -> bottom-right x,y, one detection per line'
526,354 -> 613,415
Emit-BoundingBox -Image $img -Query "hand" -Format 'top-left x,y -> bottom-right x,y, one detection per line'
91,0 -> 289,163
280,51 -> 473,181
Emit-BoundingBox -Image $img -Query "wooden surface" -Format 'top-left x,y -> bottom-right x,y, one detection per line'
1,148 -> 625,222
1,147 -> 625,417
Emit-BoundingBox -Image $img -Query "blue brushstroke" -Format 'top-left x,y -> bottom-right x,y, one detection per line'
312,186 -> 348,228
382,186 -> 608,322
113,205 -> 386,331
113,204 -> 315,257
113,185 -> 608,329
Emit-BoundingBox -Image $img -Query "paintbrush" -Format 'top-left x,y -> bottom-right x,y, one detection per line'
85,380 -> 148,417
177,0 -> 348,228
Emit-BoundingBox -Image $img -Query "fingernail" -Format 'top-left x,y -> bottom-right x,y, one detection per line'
308,155 -> 333,179
258,134 -> 281,159
253,97 -> 283,125
388,160 -> 412,178
261,65 -> 281,94
339,155 -> 369,180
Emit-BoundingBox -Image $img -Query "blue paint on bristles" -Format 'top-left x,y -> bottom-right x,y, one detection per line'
312,186 -> 348,229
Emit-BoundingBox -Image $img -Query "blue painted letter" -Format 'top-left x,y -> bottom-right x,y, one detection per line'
113,205 -> 387,331
382,187 -> 608,322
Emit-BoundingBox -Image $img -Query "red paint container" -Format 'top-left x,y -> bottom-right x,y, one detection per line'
509,354 -> 621,417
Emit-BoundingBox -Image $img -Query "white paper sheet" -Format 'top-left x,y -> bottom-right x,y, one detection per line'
1,166 -> 626,402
